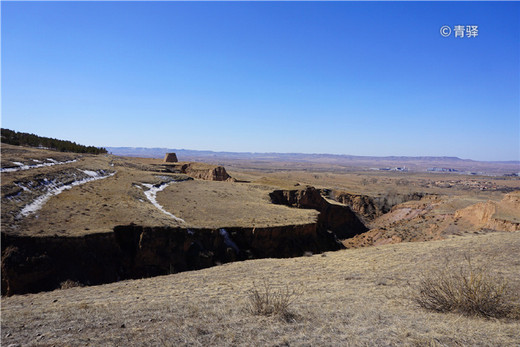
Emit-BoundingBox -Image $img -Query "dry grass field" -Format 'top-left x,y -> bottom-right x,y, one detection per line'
158,180 -> 317,228
229,168 -> 520,198
2,232 -> 520,346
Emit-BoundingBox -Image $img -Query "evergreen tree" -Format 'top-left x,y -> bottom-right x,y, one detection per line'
1,128 -> 108,154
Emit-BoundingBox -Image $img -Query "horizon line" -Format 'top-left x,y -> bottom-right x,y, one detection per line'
106,146 -> 520,164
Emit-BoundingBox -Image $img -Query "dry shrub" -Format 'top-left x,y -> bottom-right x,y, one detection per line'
247,280 -> 299,321
414,255 -> 519,319
60,279 -> 84,289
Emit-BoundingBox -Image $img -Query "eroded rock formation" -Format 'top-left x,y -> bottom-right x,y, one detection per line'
330,191 -> 424,222
454,192 -> 520,232
269,186 -> 368,239
180,163 -> 234,182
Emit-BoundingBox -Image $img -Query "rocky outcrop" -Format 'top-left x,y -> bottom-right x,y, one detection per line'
503,191 -> 520,207
329,192 -> 381,222
270,187 -> 368,239
1,223 -> 341,296
329,191 -> 425,222
455,202 -> 496,224
180,163 -> 234,182
454,192 -> 520,232
342,229 -> 406,249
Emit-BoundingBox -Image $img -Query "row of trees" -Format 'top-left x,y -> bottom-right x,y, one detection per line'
1,128 -> 108,155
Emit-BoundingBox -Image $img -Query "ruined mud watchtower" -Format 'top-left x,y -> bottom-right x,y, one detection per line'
163,153 -> 178,163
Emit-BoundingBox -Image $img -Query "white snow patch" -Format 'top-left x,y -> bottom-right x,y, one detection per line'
142,182 -> 185,223
0,159 -> 77,173
79,169 -> 100,177
3,162 -> 31,172
15,183 -> 31,192
219,228 -> 240,254
18,171 -> 116,218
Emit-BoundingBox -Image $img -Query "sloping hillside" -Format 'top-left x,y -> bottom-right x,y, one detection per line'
2,232 -> 519,346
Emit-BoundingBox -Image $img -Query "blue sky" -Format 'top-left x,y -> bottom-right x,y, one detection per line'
2,1 -> 519,161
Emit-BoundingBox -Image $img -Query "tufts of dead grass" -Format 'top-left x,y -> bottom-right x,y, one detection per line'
246,280 -> 300,322
413,254 -> 520,319
60,279 -> 84,290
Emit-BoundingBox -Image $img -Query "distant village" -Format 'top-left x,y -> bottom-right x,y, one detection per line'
371,166 -> 519,177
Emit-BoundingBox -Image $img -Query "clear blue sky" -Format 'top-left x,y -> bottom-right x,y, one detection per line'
2,1 -> 519,161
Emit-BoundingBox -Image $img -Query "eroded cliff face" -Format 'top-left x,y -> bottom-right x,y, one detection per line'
180,163 -> 234,182
454,192 -> 520,232
269,187 -> 368,239
1,223 -> 341,296
329,191 -> 425,223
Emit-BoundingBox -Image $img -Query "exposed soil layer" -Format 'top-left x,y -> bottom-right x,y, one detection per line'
343,192 -> 520,248
454,191 -> 520,231
269,186 -> 368,239
328,190 -> 425,223
180,162 -> 235,182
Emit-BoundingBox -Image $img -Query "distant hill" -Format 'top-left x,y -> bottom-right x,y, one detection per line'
1,129 -> 107,155
108,147 -> 468,161
106,147 -> 520,176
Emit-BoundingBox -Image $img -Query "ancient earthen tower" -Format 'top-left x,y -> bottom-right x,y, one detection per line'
163,152 -> 178,163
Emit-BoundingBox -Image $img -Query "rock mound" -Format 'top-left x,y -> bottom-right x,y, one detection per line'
180,163 -> 234,182
454,191 -> 520,232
